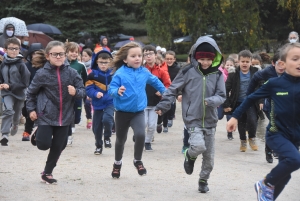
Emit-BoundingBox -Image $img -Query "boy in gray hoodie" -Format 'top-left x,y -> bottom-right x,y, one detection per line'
156,36 -> 226,193
0,37 -> 30,146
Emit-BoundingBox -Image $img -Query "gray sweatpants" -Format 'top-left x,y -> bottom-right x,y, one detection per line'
187,127 -> 216,180
144,106 -> 158,143
1,95 -> 24,135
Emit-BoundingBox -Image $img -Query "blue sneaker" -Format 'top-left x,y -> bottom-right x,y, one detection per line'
254,180 -> 274,201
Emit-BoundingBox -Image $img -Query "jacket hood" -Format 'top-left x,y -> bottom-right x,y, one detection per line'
4,54 -> 23,65
91,49 -> 112,70
26,43 -> 43,61
100,36 -> 108,46
2,23 -> 15,37
191,36 -> 223,68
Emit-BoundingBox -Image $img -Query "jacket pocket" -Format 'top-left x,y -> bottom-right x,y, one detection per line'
186,101 -> 191,117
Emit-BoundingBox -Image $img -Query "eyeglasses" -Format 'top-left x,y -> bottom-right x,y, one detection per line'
143,52 -> 155,57
165,58 -> 174,61
49,52 -> 66,58
97,62 -> 110,65
7,47 -> 19,51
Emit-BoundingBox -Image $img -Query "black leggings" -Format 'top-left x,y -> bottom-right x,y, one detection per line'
36,125 -> 69,174
22,101 -> 34,134
114,111 -> 145,161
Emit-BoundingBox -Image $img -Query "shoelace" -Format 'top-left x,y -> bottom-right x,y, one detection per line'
105,140 -> 110,144
112,168 -> 120,174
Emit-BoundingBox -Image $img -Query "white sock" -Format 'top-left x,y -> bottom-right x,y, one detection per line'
114,160 -> 122,165
133,159 -> 141,163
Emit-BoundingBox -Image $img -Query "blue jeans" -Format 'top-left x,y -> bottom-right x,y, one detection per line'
92,105 -> 114,148
265,132 -> 300,199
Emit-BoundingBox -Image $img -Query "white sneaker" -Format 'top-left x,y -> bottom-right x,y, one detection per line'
67,136 -> 73,146
71,127 -> 75,134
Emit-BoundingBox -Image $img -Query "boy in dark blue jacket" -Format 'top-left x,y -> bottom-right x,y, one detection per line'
86,50 -> 114,155
227,42 -> 300,201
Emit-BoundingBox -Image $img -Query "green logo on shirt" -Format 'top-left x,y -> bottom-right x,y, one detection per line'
276,92 -> 288,96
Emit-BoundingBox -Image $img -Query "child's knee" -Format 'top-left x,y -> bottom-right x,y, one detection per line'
190,141 -> 206,155
37,141 -> 51,150
3,108 -> 14,116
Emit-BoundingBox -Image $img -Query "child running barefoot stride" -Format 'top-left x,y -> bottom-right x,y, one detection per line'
26,41 -> 85,184
108,42 -> 166,178
227,42 -> 300,201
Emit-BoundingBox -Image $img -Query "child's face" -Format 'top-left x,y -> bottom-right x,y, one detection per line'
165,54 -> 176,66
274,60 -> 285,75
46,46 -> 66,67
82,51 -> 91,62
251,59 -> 261,66
197,58 -> 213,69
124,47 -> 142,68
224,60 -> 234,71
143,50 -> 156,65
5,43 -> 20,58
97,58 -> 111,72
67,49 -> 79,61
156,58 -> 162,65
77,54 -> 82,62
239,56 -> 251,73
281,47 -> 300,77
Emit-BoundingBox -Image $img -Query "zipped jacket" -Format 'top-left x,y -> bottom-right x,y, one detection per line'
26,62 -> 86,126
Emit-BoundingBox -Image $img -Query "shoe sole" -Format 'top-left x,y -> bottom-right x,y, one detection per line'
145,149 -> 153,152
94,152 -> 102,155
254,182 -> 261,201
198,190 -> 210,193
22,138 -> 30,141
41,179 -> 57,185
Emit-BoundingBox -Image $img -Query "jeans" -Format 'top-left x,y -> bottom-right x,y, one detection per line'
93,105 -> 114,148
236,104 -> 258,140
144,106 -> 158,143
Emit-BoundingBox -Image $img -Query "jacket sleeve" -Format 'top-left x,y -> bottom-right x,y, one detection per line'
246,70 -> 265,95
232,81 -> 271,119
108,74 -> 121,98
85,73 -> 99,98
81,64 -> 88,85
73,70 -> 86,99
26,70 -> 42,113
160,69 -> 171,88
146,71 -> 166,94
155,70 -> 186,114
205,74 -> 226,107
223,73 -> 234,108
9,63 -> 31,93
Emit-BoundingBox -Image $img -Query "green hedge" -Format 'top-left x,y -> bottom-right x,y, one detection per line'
174,42 -> 192,55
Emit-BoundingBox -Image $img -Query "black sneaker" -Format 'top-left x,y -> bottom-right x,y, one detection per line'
266,152 -> 273,163
273,152 -> 279,159
198,179 -> 209,193
94,147 -> 102,155
184,150 -> 197,175
156,124 -> 162,133
31,128 -> 38,146
0,135 -> 8,146
133,161 -> 147,176
145,143 -> 153,151
41,172 -> 57,184
227,133 -> 234,140
111,163 -> 122,178
104,138 -> 112,148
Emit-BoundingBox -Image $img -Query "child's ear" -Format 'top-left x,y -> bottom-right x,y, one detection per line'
3,48 -> 7,53
277,60 -> 285,68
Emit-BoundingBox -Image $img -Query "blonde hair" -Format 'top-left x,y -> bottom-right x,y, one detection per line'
112,42 -> 142,73
65,42 -> 80,53
280,42 -> 300,62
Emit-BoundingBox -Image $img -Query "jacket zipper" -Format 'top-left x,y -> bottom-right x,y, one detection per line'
202,76 -> 206,127
57,67 -> 63,126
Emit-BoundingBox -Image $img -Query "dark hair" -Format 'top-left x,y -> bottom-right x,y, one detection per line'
83,48 -> 93,57
225,57 -> 235,64
272,50 -> 280,64
165,50 -> 176,57
97,52 -> 111,60
238,50 -> 252,60
112,42 -> 142,73
252,53 -> 262,64
4,37 -> 20,48
143,45 -> 156,54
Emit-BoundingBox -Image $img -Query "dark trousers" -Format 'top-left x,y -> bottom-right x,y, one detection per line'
237,105 -> 258,140
115,111 -> 145,161
265,132 -> 300,200
84,97 -> 92,119
74,98 -> 82,124
183,127 -> 189,147
36,125 -> 69,174
264,111 -> 272,153
22,101 -> 34,134
157,102 -> 175,127
93,105 -> 114,148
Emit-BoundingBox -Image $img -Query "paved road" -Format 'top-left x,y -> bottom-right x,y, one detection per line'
0,103 -> 299,201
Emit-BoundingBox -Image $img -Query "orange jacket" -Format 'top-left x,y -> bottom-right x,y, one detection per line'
145,63 -> 171,88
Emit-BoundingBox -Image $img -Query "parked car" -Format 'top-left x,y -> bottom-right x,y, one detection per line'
173,35 -> 192,43
108,34 -> 134,43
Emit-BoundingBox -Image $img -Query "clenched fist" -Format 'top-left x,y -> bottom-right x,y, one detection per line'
68,85 -> 76,96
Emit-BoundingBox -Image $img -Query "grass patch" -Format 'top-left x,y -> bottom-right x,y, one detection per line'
176,54 -> 188,62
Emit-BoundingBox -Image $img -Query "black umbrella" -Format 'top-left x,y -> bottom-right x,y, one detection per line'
114,40 -> 144,50
26,23 -> 62,35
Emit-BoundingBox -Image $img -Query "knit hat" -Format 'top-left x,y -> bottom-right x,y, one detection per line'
194,42 -> 215,60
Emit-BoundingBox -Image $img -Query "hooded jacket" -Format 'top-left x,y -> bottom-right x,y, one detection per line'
0,54 -> 30,100
26,61 -> 86,126
155,36 -> 226,128
0,23 -> 15,48
25,43 -> 43,83
85,50 -> 113,110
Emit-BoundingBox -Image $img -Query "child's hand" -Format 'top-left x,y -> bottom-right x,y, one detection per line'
177,95 -> 182,102
68,85 -> 76,96
2,84 -> 9,89
96,92 -> 103,99
30,111 -> 37,121
156,110 -> 162,116
155,91 -> 161,96
259,103 -> 263,110
226,117 -> 237,132
224,107 -> 232,112
0,84 -> 3,90
118,86 -> 126,96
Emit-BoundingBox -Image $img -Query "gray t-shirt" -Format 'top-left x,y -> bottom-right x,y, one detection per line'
238,71 -> 250,102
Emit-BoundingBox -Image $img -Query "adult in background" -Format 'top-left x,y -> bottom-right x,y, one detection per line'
288,31 -> 299,43
0,24 -> 15,48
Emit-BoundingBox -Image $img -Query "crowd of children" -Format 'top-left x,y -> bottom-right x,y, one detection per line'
0,31 -> 299,201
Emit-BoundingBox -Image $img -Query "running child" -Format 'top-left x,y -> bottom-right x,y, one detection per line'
108,42 -> 166,178
227,42 -> 300,201
26,41 -> 86,184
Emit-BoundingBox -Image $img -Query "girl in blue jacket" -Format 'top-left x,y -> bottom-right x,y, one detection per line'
108,42 -> 165,178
